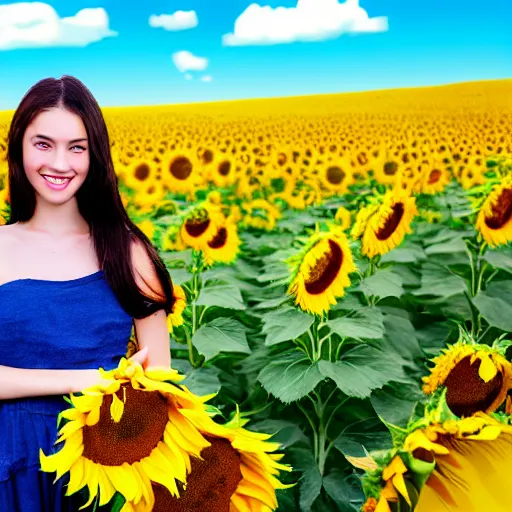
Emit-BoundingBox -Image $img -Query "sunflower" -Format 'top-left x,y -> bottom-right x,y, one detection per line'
242,199 -> 281,231
123,158 -> 158,192
180,205 -> 225,251
418,160 -> 451,195
334,206 -> 352,230
39,360 -> 214,511
167,283 -> 187,331
287,227 -> 357,316
161,150 -> 200,195
202,220 -> 242,266
40,357 -> 292,512
319,157 -> 355,195
132,180 -> 166,212
352,185 -> 418,259
415,413 -> 512,512
135,218 -> 156,243
361,412 -> 512,512
373,153 -> 402,186
475,175 -> 512,246
210,154 -> 237,188
422,338 -> 512,417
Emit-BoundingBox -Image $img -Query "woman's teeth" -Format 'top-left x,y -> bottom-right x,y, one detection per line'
43,176 -> 70,184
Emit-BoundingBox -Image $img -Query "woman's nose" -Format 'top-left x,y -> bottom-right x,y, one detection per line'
49,147 -> 72,172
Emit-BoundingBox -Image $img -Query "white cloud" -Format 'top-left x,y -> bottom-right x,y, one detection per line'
172,50 -> 208,73
222,0 -> 388,46
149,10 -> 198,31
200,75 -> 213,82
0,2 -> 117,50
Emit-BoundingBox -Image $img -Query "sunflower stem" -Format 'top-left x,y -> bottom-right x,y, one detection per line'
307,327 -> 317,361
297,401 -> 319,461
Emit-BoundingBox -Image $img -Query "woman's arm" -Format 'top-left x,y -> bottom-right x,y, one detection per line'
0,365 -> 89,400
130,238 -> 172,369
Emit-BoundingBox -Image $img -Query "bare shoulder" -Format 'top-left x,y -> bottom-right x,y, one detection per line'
0,224 -> 19,280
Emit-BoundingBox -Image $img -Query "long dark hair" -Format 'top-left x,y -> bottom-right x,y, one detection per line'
5,75 -> 175,319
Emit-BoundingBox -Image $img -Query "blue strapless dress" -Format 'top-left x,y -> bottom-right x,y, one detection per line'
0,270 -> 133,511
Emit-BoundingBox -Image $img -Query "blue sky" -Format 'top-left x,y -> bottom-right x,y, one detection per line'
0,0 -> 510,110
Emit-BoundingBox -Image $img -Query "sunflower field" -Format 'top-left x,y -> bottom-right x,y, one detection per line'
1,78 -> 512,511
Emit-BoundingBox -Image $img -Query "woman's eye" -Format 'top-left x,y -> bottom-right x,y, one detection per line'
72,146 -> 86,152
35,142 -> 49,149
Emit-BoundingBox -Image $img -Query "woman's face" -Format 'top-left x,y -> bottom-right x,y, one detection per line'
22,106 -> 90,203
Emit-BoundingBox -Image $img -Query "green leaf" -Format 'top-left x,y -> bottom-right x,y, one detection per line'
415,322 -> 451,356
323,472 -> 364,512
484,248 -> 512,274
473,280 -> 512,331
171,360 -> 221,396
359,269 -> 404,299
424,235 -> 466,255
327,307 -> 385,340
292,448 -> 323,512
371,382 -> 424,427
381,313 -> 423,360
258,352 -> 324,403
249,419 -> 309,448
195,283 -> 246,310
413,262 -> 467,298
169,268 -> 193,285
262,306 -> 315,346
318,346 -> 405,398
333,417 -> 393,458
192,317 -> 251,361
380,245 -> 425,264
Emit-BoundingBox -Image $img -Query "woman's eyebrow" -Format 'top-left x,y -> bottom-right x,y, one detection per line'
32,134 -> 88,143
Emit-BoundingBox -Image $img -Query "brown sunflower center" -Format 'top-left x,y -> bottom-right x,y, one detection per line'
304,239 -> 343,295
152,437 -> 242,512
202,149 -> 214,164
208,227 -> 228,249
82,386 -> 168,466
375,203 -> 404,241
357,153 -> 368,166
218,161 -> 231,176
170,156 -> 193,180
428,169 -> 442,184
484,188 -> 512,230
444,355 -> 504,417
383,161 -> 398,176
326,166 -> 345,185
185,217 -> 211,238
135,163 -> 150,181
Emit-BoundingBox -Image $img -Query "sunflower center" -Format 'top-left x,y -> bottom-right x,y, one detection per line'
304,239 -> 343,295
82,386 -> 168,466
375,203 -> 404,241
135,163 -> 150,181
208,227 -> 228,249
170,156 -> 193,180
383,161 -> 398,176
185,218 -> 211,238
202,149 -> 214,164
357,153 -> 368,166
428,169 -> 442,184
444,355 -> 503,417
152,437 -> 242,512
484,188 -> 512,230
218,161 -> 231,176
326,166 -> 345,185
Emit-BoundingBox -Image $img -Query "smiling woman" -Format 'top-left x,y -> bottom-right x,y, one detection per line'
0,75 -> 177,512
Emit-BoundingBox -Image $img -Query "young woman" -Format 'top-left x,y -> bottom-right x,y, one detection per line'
0,75 -> 176,510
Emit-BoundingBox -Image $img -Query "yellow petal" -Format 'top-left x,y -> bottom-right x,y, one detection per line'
478,353 -> 498,382
110,392 -> 125,423
65,457 -> 86,496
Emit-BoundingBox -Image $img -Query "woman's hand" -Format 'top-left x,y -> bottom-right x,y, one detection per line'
69,347 -> 149,393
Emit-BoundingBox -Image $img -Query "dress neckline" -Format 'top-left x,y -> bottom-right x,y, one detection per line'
0,270 -> 104,291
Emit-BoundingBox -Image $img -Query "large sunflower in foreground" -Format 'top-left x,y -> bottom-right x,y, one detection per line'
287,227 -> 357,315
351,186 -> 418,259
475,175 -> 512,246
422,337 -> 512,417
40,358 -> 291,511
362,412 -> 512,512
